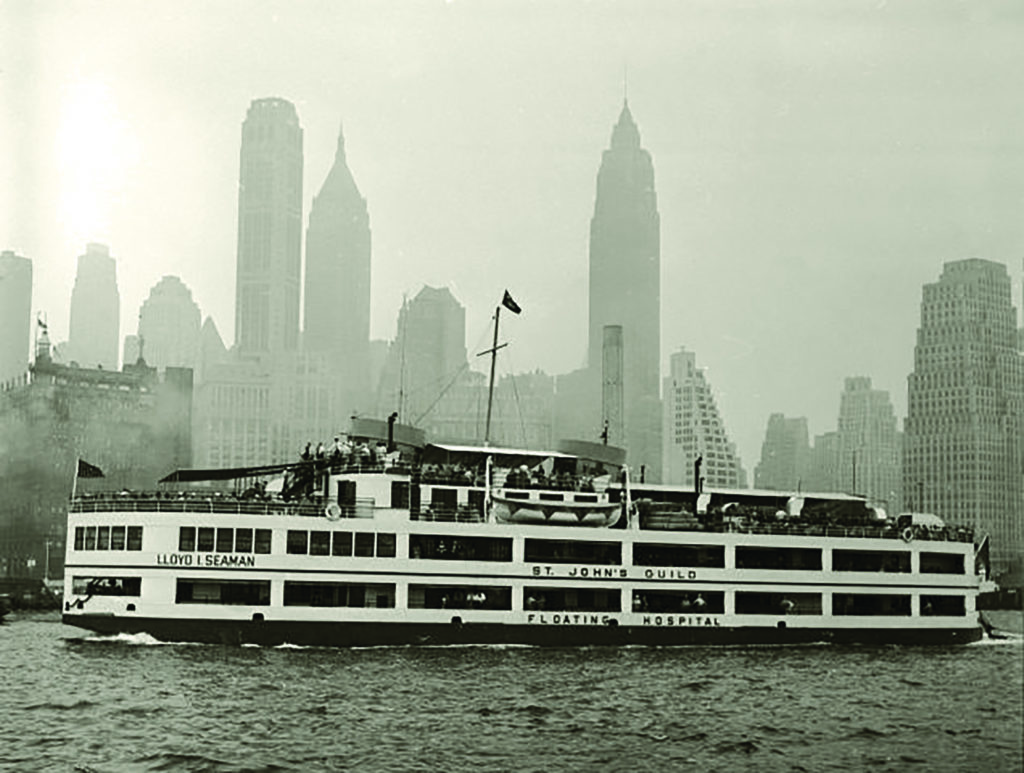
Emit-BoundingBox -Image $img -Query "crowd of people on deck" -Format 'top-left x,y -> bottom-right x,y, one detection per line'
503,464 -> 600,493
300,436 -> 397,472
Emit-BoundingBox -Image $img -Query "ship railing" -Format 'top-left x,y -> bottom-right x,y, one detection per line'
70,494 -> 378,519
411,506 -> 486,524
639,518 -> 973,543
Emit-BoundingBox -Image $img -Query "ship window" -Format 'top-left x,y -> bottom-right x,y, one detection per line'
283,581 -> 395,608
920,552 -> 965,574
833,593 -> 911,616
332,532 -> 353,557
735,592 -> 822,616
126,527 -> 142,551
524,539 -> 621,565
175,579 -> 271,605
430,487 -> 458,516
96,526 -> 110,550
179,527 -> 196,552
254,529 -> 272,554
833,549 -> 910,573
391,481 -> 410,509
216,528 -> 234,553
84,526 -> 97,550
632,589 -> 725,614
110,526 -> 126,550
354,532 -> 375,557
74,527 -> 85,551
921,595 -> 966,616
309,531 -> 330,556
409,534 -> 513,562
287,530 -> 308,555
408,584 -> 512,610
633,543 -> 725,568
376,533 -> 396,558
735,546 -> 821,571
197,528 -> 215,552
234,528 -> 253,553
524,587 -> 621,612
72,576 -> 142,596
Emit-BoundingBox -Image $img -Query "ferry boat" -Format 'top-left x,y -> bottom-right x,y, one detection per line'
61,421 -> 984,646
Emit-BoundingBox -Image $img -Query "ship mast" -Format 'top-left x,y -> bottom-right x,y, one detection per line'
482,290 -> 520,445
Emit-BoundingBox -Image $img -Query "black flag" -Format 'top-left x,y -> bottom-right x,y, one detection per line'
77,459 -> 105,478
502,290 -> 522,314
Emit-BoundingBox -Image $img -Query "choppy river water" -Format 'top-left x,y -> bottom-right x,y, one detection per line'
1,613 -> 1020,772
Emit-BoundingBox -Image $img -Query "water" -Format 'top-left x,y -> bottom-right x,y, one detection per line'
2,613 -> 1020,773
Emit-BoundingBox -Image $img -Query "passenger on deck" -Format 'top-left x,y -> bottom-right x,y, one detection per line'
301,442 -> 312,461
780,598 -> 796,615
693,593 -> 707,611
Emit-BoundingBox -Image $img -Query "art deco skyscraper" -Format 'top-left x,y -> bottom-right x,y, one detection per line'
68,242 -> 120,369
904,259 -> 1023,579
0,250 -> 32,384
235,98 -> 303,355
662,348 -> 746,489
304,125 -> 371,397
834,377 -> 902,510
588,100 -> 661,478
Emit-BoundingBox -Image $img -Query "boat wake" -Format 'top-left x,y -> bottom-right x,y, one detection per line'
69,632 -> 177,646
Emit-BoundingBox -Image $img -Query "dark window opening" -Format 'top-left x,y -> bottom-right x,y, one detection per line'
735,592 -> 822,616
523,586 -> 620,613
920,552 -> 965,575
833,593 -> 911,617
254,529 -> 272,554
72,576 -> 142,596
376,533 -> 396,558
632,589 -> 725,614
287,530 -> 308,555
110,526 -> 126,550
197,527 -> 215,552
283,581 -> 394,608
175,579 -> 270,605
408,585 -> 512,610
833,549 -> 910,573
96,526 -> 110,550
179,527 -> 196,552
391,481 -> 410,509
84,527 -> 96,551
332,531 -> 353,557
309,531 -> 330,556
409,534 -> 512,562
216,528 -> 234,553
633,543 -> 725,568
234,528 -> 253,553
354,532 -> 375,557
524,539 -> 621,565
921,595 -> 966,617
74,527 -> 85,551
736,546 -> 821,571
126,526 -> 143,551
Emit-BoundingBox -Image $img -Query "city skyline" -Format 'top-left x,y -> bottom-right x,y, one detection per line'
4,1 -> 1024,465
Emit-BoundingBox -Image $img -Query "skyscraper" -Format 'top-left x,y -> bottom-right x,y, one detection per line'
587,100 -> 662,478
135,276 -> 202,370
235,98 -> 303,355
904,259 -> 1024,579
662,347 -> 746,488
834,377 -> 902,510
754,414 -> 811,491
68,242 -> 120,370
0,250 -> 32,385
376,286 -> 468,428
303,124 -> 371,400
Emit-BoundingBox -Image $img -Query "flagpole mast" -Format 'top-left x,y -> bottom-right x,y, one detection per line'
484,304 -> 501,446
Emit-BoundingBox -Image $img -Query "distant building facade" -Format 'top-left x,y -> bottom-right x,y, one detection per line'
235,98 -> 303,355
0,336 -> 192,580
0,250 -> 32,385
904,259 -> 1024,580
134,276 -> 202,371
835,377 -> 902,511
67,243 -> 120,370
754,414 -> 811,491
662,348 -> 746,488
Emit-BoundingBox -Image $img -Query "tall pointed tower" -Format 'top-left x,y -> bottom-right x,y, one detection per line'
588,100 -> 662,478
303,124 -> 371,400
235,97 -> 303,355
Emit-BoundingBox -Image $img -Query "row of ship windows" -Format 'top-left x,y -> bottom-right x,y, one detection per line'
74,525 -> 968,575
70,576 -> 968,617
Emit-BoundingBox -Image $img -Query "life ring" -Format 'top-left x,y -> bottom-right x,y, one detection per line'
900,526 -> 914,543
325,502 -> 342,521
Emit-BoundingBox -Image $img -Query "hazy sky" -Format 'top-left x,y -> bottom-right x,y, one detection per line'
3,0 -> 1023,468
